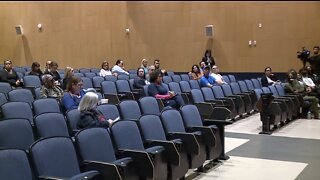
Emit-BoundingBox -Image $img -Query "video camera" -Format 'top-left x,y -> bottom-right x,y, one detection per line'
297,47 -> 310,60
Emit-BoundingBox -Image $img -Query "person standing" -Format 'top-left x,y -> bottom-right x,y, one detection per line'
202,50 -> 215,69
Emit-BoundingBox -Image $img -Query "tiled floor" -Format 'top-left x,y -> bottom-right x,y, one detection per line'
186,113 -> 320,180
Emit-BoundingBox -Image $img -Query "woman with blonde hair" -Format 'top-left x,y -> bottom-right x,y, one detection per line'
99,60 -> 117,77
77,92 -> 113,129
62,66 -> 74,90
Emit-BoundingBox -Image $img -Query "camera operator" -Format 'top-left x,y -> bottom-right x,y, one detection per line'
308,46 -> 320,76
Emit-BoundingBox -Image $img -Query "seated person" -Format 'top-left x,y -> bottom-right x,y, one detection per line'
284,72 -> 319,119
199,66 -> 217,87
99,60 -> 117,77
133,67 -> 147,89
112,59 -> 129,75
62,67 -> 74,90
40,74 -> 64,99
148,70 -> 185,109
141,58 -> 148,74
199,61 -> 206,73
27,62 -> 43,79
0,60 -> 23,87
305,65 -> 319,85
77,92 -> 114,129
300,68 -> 320,99
62,76 -> 86,111
189,64 -> 203,80
154,59 -> 167,75
261,67 -> 280,87
210,65 -> 227,84
44,61 -> 61,86
145,65 -> 155,84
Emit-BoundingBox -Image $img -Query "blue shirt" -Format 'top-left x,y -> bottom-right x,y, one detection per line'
62,89 -> 86,111
200,75 -> 216,87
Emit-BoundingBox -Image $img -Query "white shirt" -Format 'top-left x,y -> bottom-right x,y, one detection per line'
302,77 -> 316,88
211,73 -> 227,84
112,65 -> 129,75
99,69 -> 112,77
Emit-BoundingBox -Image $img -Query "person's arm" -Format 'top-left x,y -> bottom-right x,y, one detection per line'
133,78 -> 146,89
261,76 -> 269,87
40,86 -> 48,98
62,93 -> 78,110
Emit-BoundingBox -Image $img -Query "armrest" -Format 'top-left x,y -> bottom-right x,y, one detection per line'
104,94 -> 120,104
38,176 -> 65,180
146,139 -> 180,165
118,149 -> 154,179
203,119 -> 233,126
68,171 -> 100,180
186,126 -> 215,146
168,132 -> 199,155
83,160 -> 122,180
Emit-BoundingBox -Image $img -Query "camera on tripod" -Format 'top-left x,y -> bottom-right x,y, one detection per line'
297,47 -> 310,60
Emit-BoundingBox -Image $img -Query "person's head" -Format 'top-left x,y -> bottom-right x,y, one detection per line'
297,73 -> 302,80
203,66 -> 211,76
49,61 -> 58,72
287,72 -> 296,83
313,46 -> 319,55
66,76 -> 83,94
288,69 -> 297,79
78,92 -> 99,112
154,59 -> 160,69
42,74 -> 55,88
31,62 -> 41,72
3,60 -> 12,71
199,61 -> 206,69
64,66 -> 74,79
101,61 -> 109,70
137,67 -> 145,78
305,65 -> 313,74
264,67 -> 272,77
205,50 -> 211,57
299,68 -> 308,77
149,70 -> 163,84
115,59 -> 124,67
141,58 -> 148,67
147,65 -> 155,75
191,65 -> 200,73
46,61 -> 52,69
212,65 -> 219,74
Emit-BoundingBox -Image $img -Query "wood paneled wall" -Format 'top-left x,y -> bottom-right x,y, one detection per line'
0,2 -> 319,72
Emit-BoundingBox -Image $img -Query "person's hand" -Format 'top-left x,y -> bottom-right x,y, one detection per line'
15,80 -> 20,86
169,91 -> 175,98
54,81 -> 60,86
108,119 -> 114,126
306,87 -> 312,93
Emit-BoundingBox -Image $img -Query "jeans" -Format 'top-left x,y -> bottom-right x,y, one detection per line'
165,94 -> 185,109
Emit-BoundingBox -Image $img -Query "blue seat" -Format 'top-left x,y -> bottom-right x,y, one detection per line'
104,75 -> 117,82
81,77 -> 93,89
33,98 -> 61,116
0,119 -> 35,150
74,72 -> 84,78
110,120 -> 168,179
90,68 -> 100,74
138,115 -> 189,179
96,104 -> 120,120
23,75 -> 41,88
228,74 -> 237,82
118,100 -> 142,120
138,96 -> 162,115
117,74 -> 129,80
220,84 -> 247,115
251,78 -> 262,89
180,74 -> 190,81
0,92 -> 7,107
30,137 -> 100,180
168,82 -> 189,103
171,75 -> 182,83
7,89 -> 34,107
162,76 -> 172,84
128,69 -> 137,74
92,76 -> 104,89
167,71 -> 174,76
189,80 -> 200,89
229,82 -> 253,113
79,68 -> 90,74
0,82 -> 12,97
222,75 -> 231,84
101,81 -> 124,104
66,109 -> 81,134
245,79 -> 255,91
129,74 -> 137,79
0,149 -> 34,180
84,72 -> 97,79
34,113 -> 70,138
75,128 -> 138,180
115,80 -> 137,100
2,102 -> 34,124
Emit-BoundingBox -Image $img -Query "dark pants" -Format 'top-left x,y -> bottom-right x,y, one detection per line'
165,94 -> 185,109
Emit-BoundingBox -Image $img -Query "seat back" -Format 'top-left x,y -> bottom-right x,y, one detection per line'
212,85 -> 226,98
139,96 -> 160,115
179,81 -> 191,93
23,75 -> 41,88
238,81 -> 249,92
0,82 -> 12,96
129,79 -> 135,90
254,88 -> 263,99
251,79 -> 261,89
8,89 -> 34,107
144,84 -> 150,96
110,120 -> 145,151
269,86 -> 280,97
168,82 -> 182,94
261,87 -> 271,94
171,75 -> 182,83
0,119 -> 35,150
118,100 -> 141,120
30,137 -> 81,178
228,74 -> 237,82
245,79 -> 255,91
128,69 -> 137,75
201,87 -> 216,101
33,98 -> 61,116
79,68 -> 90,74
191,89 -> 205,103
34,113 -> 69,138
138,115 -> 167,141
160,109 -> 186,133
180,105 -> 204,127
222,75 -> 231,84
117,74 -> 129,80
104,75 -> 117,82
0,149 -> 33,180
90,68 -> 100,74
230,82 -> 242,94
81,77 -> 93,89
92,76 -> 104,89
189,80 -> 200,89
221,84 -> 234,96
162,76 -> 172,84
0,92 -> 7,107
275,84 -> 286,96
180,74 -> 190,81
84,72 -> 96,79
96,104 -> 120,120
116,80 -> 131,93
74,72 -> 84,78
1,102 -> 33,124
101,81 -> 117,94
75,128 -> 117,163
129,74 -> 137,79
66,109 -> 81,132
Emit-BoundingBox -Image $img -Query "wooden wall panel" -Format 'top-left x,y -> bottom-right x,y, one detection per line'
0,2 -> 320,72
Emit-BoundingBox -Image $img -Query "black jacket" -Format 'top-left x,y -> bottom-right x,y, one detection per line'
77,109 -> 110,129
0,69 -> 19,86
133,76 -> 146,89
